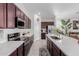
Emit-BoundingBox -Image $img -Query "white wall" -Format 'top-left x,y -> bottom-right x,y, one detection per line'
34,14 -> 41,41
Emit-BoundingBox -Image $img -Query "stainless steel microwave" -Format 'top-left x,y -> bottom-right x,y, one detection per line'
15,17 -> 25,29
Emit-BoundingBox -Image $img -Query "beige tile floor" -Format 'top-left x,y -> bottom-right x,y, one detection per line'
28,39 -> 47,56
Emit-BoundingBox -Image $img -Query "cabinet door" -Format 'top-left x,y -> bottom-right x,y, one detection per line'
0,3 -> 6,28
16,7 -> 21,18
47,37 -> 60,56
47,38 -> 50,52
7,3 -> 15,28
24,16 -> 28,28
20,11 -> 24,19
17,44 -> 23,56
24,43 -> 30,56
49,40 -> 53,56
28,18 -> 31,28
52,43 -> 60,56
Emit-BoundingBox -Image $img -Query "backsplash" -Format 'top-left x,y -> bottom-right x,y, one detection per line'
0,29 -> 32,43
0,30 -> 5,43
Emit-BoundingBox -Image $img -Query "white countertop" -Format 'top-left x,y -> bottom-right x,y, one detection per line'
46,34 -> 79,56
0,41 -> 24,56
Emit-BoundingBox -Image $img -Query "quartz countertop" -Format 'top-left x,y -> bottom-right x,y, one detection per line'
0,41 -> 24,56
46,33 -> 79,56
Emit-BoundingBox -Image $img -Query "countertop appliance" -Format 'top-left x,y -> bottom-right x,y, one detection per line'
8,32 -> 20,41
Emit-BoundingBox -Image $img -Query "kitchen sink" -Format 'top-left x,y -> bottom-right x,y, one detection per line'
50,36 -> 60,40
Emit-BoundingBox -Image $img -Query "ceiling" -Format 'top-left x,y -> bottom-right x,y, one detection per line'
23,3 -> 79,20
51,3 -> 79,19
23,3 -> 55,20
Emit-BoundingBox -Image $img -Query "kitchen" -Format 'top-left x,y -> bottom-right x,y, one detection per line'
0,3 -> 33,56
1,3 -> 79,56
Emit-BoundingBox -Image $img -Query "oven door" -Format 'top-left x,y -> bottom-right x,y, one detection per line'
14,37 -> 20,41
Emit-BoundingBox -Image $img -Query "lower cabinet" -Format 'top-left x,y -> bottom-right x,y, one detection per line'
47,37 -> 66,56
24,40 -> 33,56
9,43 -> 24,56
24,35 -> 34,56
10,49 -> 17,56
52,43 -> 60,56
17,44 -> 24,56
47,38 -> 51,53
24,43 -> 30,56
10,35 -> 34,56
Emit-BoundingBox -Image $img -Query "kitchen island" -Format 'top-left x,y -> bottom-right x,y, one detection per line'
46,34 -> 79,56
0,41 -> 24,56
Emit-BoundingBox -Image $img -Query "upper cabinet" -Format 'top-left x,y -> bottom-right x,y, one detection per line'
41,22 -> 54,28
7,3 -> 16,28
20,11 -> 24,20
0,3 -> 6,28
24,16 -> 28,29
28,18 -> 31,29
16,7 -> 25,20
0,3 -> 31,29
16,7 -> 21,18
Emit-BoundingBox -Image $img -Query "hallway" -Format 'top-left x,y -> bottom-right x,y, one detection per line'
28,39 -> 50,56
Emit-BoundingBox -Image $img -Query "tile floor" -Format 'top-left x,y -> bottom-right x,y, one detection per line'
28,39 -> 49,56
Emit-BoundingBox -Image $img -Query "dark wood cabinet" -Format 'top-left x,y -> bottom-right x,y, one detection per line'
15,5 -> 31,29
9,43 -> 24,56
47,37 -> 66,56
41,22 -> 54,28
10,49 -> 17,56
52,43 -> 60,56
17,44 -> 24,56
0,3 -> 6,28
28,18 -> 31,28
24,35 -> 34,56
20,11 -> 24,20
0,3 -> 31,29
7,3 -> 16,28
16,7 -> 21,18
47,38 -> 51,53
24,42 -> 30,56
24,16 -> 28,28
16,7 -> 24,20
47,38 -> 54,56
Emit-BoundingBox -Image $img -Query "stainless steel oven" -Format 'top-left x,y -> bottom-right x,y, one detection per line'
8,33 -> 20,41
